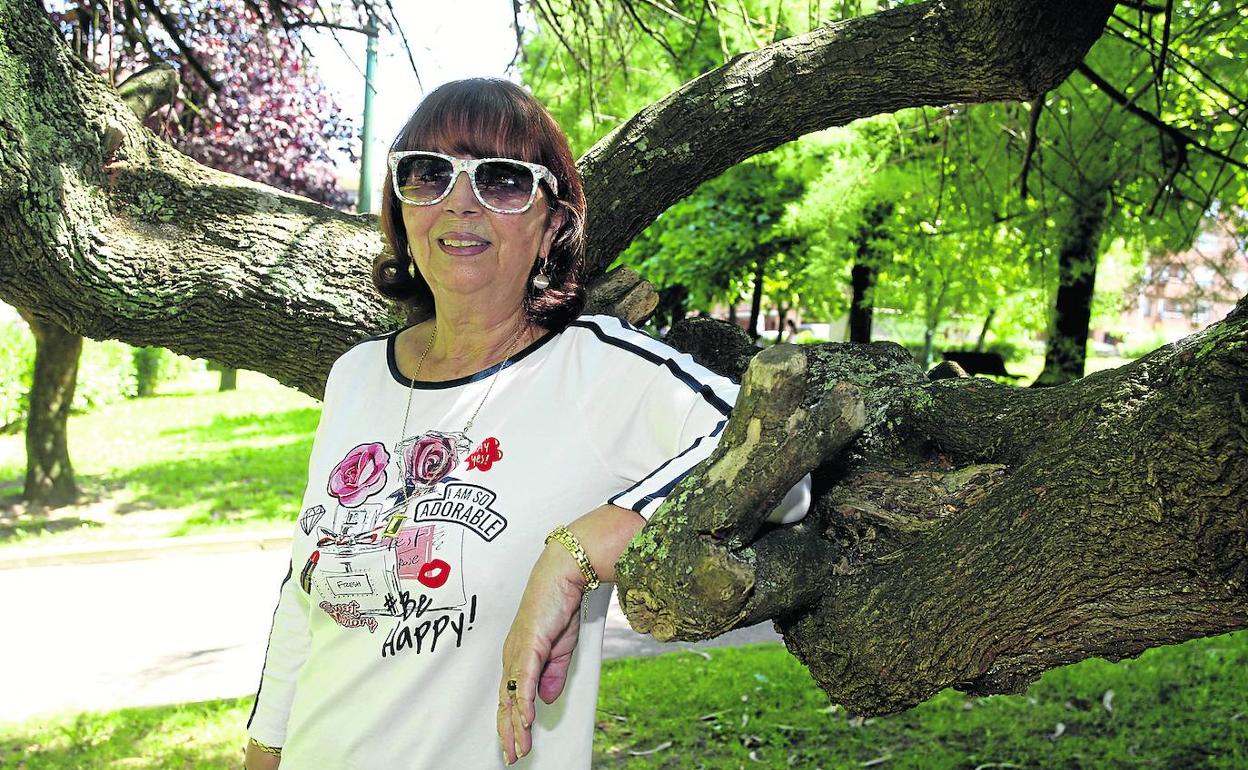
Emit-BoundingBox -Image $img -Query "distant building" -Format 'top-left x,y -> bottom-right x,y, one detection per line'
1116,226 -> 1247,344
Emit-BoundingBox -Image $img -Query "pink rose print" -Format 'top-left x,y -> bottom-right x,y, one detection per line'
328,442 -> 390,507
405,433 -> 459,485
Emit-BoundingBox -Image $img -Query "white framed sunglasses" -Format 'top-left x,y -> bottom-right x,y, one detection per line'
388,150 -> 560,214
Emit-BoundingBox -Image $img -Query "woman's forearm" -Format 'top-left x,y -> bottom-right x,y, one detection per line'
548,503 -> 646,586
551,474 -> 810,587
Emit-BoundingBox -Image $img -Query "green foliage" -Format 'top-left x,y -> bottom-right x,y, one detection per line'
523,1 -> 1247,359
2,631 -> 1245,768
73,339 -> 139,412
0,323 -> 34,432
0,325 -> 142,433
614,145 -> 816,314
0,315 -> 208,434
525,2 -> 920,328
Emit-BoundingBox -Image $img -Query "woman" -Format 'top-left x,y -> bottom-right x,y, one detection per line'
245,77 -> 810,769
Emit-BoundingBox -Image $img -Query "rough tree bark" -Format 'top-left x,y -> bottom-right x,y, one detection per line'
8,61 -> 177,504
623,301 -> 1246,714
14,306 -> 82,506
1033,186 -> 1113,387
6,0 -> 1227,718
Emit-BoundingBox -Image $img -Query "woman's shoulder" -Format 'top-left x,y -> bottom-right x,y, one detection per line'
339,325 -> 399,366
321,324 -> 402,393
559,314 -> 738,421
562,314 -> 736,394
562,313 -> 684,365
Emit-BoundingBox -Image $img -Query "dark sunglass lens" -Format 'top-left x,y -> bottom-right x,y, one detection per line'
475,161 -> 534,210
396,155 -> 452,202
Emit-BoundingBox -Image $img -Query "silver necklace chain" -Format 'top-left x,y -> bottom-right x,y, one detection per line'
396,319 -> 529,492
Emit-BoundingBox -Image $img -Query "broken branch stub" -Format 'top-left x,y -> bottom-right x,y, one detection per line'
616,344 -> 866,642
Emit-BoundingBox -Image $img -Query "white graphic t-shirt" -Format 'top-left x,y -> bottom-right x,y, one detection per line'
246,314 -> 809,769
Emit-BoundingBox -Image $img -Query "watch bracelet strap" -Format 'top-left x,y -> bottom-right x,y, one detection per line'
545,525 -> 600,592
249,737 -> 282,756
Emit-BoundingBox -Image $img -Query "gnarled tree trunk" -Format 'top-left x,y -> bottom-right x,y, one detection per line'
622,300 -> 1247,714
14,307 -> 82,506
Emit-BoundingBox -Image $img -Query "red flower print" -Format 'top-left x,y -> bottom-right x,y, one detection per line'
328,442 -> 390,507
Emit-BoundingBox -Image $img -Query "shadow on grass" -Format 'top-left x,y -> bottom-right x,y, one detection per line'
0,517 -> 102,542
0,488 -> 109,544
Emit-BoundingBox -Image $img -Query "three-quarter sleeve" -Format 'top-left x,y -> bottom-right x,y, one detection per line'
245,559 -> 312,746
577,318 -> 812,524
245,357 -> 342,746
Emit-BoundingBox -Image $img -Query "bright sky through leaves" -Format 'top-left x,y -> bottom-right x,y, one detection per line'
302,0 -> 522,197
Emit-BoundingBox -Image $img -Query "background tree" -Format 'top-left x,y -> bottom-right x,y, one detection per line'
12,0 -> 360,506
977,3 -> 1247,385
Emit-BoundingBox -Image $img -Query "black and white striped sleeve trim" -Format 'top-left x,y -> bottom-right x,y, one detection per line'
567,316 -> 734,417
570,315 -> 737,515
607,418 -> 727,514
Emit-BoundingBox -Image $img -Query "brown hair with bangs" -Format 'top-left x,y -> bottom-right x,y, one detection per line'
374,78 -> 587,332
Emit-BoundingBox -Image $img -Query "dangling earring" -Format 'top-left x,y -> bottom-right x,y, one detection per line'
406,245 -> 417,279
532,254 -> 551,290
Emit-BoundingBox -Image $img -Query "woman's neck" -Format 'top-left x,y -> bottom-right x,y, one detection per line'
423,309 -> 537,374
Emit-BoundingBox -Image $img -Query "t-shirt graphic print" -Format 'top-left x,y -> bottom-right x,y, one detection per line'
245,314 -> 787,770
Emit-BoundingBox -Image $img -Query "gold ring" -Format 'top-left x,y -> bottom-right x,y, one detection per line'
506,679 -> 518,692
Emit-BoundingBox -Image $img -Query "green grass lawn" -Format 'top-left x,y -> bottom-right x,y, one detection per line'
2,631 -> 1243,769
0,369 -> 320,551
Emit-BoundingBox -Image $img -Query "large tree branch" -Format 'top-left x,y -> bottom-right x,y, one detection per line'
616,304 -> 1248,715
0,0 -> 1115,396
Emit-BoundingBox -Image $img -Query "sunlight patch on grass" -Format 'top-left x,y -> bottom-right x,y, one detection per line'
0,370 -> 320,552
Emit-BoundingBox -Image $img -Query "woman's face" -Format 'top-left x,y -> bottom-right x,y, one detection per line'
402,151 -> 563,315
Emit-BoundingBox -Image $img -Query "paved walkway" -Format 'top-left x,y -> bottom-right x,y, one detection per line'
0,538 -> 780,724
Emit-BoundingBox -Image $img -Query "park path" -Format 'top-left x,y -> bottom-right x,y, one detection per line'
0,545 -> 780,724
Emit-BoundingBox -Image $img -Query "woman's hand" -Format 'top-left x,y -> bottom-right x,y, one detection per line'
497,543 -> 586,765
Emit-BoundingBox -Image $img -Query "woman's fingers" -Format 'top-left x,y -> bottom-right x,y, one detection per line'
537,651 -> 573,704
510,677 -> 533,760
497,692 -> 516,766
499,647 -> 540,765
